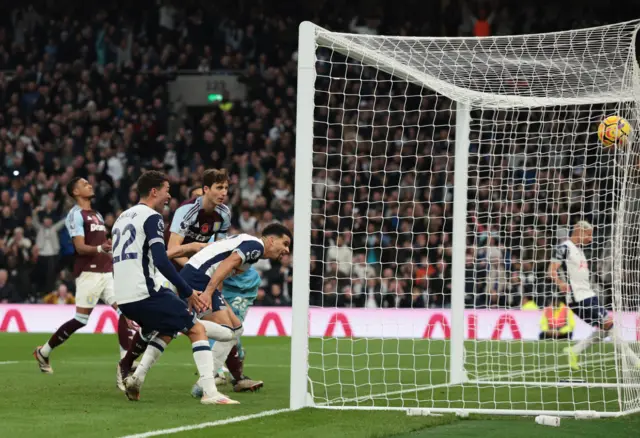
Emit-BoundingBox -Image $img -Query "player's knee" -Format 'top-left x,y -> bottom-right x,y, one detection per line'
190,321 -> 207,338
603,320 -> 614,331
73,312 -> 90,326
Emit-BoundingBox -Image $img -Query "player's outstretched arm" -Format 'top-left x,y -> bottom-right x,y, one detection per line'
166,242 -> 207,259
203,252 -> 243,298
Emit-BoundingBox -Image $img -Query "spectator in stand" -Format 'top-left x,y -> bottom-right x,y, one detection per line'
43,283 -> 75,305
32,206 -> 66,294
0,0 -> 635,310
0,269 -> 20,303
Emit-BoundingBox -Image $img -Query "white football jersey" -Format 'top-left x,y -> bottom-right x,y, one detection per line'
186,234 -> 264,279
551,239 -> 595,303
112,204 -> 166,305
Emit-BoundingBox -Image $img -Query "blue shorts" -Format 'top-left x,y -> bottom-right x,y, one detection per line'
570,296 -> 609,328
180,265 -> 210,291
119,288 -> 197,337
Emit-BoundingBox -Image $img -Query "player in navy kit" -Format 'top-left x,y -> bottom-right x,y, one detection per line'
119,169 -> 262,391
131,225 -> 292,395
33,178 -> 132,376
113,171 -> 238,404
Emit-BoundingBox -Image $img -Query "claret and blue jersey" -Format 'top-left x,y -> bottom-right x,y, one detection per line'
170,197 -> 231,244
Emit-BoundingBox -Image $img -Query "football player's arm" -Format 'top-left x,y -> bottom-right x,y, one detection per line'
66,210 -> 108,255
548,246 -> 569,293
204,241 -> 263,297
166,242 -> 207,259
144,214 -> 194,299
168,204 -> 193,266
203,252 -> 243,297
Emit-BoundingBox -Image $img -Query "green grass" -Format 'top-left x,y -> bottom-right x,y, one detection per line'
0,333 -> 638,437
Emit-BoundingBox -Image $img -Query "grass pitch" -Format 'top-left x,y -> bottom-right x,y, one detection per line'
0,333 -> 638,437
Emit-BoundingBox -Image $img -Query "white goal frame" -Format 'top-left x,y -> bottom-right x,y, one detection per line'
290,20 -> 640,417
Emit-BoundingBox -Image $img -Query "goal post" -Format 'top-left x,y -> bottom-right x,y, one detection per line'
291,19 -> 640,417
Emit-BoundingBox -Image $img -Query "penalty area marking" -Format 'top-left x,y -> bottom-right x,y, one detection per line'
0,361 -> 19,365
118,408 -> 292,438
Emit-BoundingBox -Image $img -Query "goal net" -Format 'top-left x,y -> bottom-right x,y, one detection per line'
291,20 -> 640,417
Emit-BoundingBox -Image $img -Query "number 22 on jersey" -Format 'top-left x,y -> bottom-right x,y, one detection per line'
113,224 -> 138,263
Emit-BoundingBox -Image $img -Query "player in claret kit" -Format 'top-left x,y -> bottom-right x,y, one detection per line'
113,170 -> 238,404
33,178 -> 132,375
168,169 -> 232,266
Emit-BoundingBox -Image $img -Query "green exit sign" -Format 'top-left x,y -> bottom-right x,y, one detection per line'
207,93 -> 223,103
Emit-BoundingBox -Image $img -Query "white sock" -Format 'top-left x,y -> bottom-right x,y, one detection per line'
610,327 -> 640,366
193,340 -> 217,397
572,329 -> 603,355
133,337 -> 167,382
199,320 -> 234,342
40,342 -> 52,358
212,339 -> 236,371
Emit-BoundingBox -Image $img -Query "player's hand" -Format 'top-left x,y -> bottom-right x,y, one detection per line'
198,291 -> 212,310
188,290 -> 208,313
101,239 -> 113,253
558,283 -> 569,293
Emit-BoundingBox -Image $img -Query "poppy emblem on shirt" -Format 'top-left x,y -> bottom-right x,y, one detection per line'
201,223 -> 210,233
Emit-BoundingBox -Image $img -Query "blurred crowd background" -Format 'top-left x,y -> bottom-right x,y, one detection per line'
0,0 -> 638,310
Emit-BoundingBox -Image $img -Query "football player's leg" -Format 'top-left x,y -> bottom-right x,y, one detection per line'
125,333 -> 172,401
34,273 -> 98,373
601,309 -> 640,367
186,319 -> 238,405
119,290 -> 185,401
224,295 -> 262,392
565,299 -> 606,370
101,273 -> 134,360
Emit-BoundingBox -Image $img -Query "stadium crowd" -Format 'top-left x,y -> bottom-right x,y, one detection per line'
0,0 -> 637,309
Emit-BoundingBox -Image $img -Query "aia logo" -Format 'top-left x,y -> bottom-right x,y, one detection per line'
201,223 -> 210,233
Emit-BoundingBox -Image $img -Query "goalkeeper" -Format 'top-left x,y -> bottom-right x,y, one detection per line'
191,264 -> 263,396
538,297 -> 575,340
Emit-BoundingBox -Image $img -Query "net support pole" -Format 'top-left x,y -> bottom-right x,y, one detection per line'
449,101 -> 471,385
290,21 -> 316,411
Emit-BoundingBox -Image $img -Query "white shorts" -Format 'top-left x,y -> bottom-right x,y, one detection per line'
75,272 -> 115,308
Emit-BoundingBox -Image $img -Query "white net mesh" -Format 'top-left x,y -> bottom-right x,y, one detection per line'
299,20 -> 640,415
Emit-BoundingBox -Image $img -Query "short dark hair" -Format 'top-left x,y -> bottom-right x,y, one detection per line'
136,171 -> 169,198
188,186 -> 202,198
202,169 -> 230,190
262,222 -> 292,242
66,177 -> 82,198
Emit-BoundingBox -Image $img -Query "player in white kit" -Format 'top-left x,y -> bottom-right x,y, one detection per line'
112,170 -> 238,404
132,225 -> 292,395
548,221 -> 640,370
